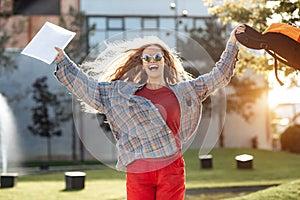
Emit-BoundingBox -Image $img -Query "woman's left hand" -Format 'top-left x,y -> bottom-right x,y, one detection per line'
229,25 -> 246,43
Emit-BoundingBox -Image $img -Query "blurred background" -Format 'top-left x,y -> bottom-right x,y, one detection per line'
0,0 -> 299,171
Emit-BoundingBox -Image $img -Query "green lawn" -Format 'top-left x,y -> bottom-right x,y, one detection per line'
228,180 -> 300,200
185,148 -> 300,189
1,148 -> 300,200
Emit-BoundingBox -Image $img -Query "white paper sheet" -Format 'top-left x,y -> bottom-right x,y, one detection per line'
21,21 -> 76,64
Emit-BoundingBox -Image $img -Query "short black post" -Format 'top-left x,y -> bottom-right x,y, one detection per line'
1,173 -> 18,188
65,172 -> 86,190
235,154 -> 253,169
199,155 -> 213,169
39,162 -> 49,170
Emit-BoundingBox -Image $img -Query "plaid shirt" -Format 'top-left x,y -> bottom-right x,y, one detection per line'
55,41 -> 238,171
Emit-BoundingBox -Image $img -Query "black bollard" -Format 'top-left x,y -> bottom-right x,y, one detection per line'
199,155 -> 213,169
1,173 -> 18,188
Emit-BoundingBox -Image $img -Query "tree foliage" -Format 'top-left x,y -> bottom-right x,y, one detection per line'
189,19 -> 228,62
27,76 -> 71,160
28,77 -> 62,138
0,15 -> 25,75
204,0 -> 299,30
59,6 -> 96,64
280,124 -> 300,153
203,0 -> 300,78
273,0 -> 300,25
204,0 -> 272,30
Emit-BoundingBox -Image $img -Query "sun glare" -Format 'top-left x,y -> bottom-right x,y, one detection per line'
268,72 -> 300,108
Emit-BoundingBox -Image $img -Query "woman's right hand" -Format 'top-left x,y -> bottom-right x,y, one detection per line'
54,46 -> 64,62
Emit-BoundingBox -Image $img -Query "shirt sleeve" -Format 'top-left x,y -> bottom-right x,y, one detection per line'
54,54 -> 114,113
189,41 -> 239,101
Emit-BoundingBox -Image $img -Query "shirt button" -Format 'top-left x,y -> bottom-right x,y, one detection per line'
168,130 -> 172,134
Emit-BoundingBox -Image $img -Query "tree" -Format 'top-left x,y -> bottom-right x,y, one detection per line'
0,1 -> 25,75
28,76 -> 71,161
59,6 -> 96,64
280,124 -> 300,153
203,0 -> 300,77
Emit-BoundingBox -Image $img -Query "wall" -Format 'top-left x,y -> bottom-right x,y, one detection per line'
80,0 -> 210,16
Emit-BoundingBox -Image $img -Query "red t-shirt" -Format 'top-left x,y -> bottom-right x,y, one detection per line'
135,86 -> 181,135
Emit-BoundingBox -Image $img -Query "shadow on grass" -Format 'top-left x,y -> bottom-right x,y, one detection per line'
60,188 -> 85,192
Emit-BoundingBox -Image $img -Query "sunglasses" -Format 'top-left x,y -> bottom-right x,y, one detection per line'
141,53 -> 164,63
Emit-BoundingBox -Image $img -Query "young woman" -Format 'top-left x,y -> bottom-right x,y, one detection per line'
54,25 -> 245,200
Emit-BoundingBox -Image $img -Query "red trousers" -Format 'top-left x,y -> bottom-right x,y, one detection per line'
126,156 -> 185,200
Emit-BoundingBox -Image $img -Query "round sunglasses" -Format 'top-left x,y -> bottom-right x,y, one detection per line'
141,52 -> 164,63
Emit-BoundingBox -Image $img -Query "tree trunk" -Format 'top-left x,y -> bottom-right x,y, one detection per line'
72,96 -> 77,162
72,120 -> 77,161
47,136 -> 52,161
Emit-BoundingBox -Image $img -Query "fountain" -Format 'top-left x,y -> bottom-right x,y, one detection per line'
0,93 -> 18,188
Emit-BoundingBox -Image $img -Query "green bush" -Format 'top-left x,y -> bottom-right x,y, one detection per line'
280,124 -> 300,153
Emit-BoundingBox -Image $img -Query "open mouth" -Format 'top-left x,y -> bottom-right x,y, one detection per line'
148,65 -> 159,71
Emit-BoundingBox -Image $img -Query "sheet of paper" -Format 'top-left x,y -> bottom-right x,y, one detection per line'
21,21 -> 76,64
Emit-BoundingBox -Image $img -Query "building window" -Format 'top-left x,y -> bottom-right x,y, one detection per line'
160,18 -> 175,29
89,17 -> 106,31
86,15 -> 210,50
125,17 -> 140,29
142,18 -> 159,29
107,17 -> 124,30
13,0 -> 60,15
195,19 -> 206,29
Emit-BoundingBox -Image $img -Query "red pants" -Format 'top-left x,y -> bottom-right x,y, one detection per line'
126,157 -> 185,200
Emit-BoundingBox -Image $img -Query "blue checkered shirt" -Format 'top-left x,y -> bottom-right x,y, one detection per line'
55,42 -> 238,170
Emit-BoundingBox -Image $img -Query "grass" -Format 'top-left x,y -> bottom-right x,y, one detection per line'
185,148 -> 300,189
3,168 -> 126,200
228,180 -> 300,200
1,148 -> 300,200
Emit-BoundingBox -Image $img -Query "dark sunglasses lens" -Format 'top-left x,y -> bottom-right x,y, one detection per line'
153,53 -> 163,61
142,54 -> 151,62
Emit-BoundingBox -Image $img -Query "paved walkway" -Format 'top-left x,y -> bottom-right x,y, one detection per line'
186,184 -> 278,195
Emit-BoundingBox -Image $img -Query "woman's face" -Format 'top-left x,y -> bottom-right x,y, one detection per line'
141,45 -> 165,83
